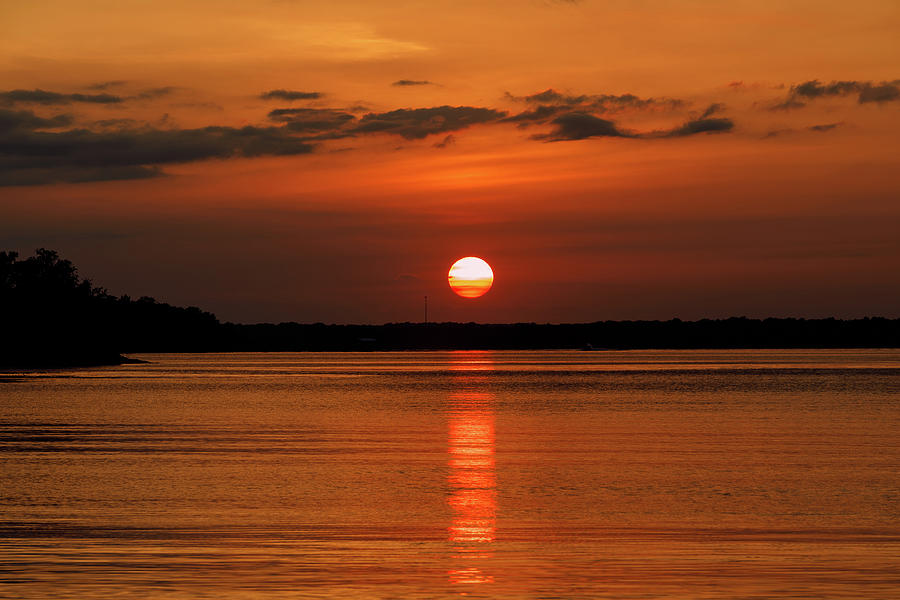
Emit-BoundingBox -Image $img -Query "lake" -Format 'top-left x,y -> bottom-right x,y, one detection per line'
2,350 -> 899,599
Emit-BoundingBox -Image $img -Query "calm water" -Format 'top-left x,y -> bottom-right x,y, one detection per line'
2,350 -> 899,599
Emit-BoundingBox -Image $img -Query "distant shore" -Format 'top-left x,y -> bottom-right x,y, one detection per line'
0,353 -> 147,370
4,317 -> 899,370
209,318 -> 900,352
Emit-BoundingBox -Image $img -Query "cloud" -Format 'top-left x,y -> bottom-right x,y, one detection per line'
266,108 -> 355,132
792,80 -> 862,98
92,118 -> 141,129
518,94 -> 733,142
762,128 -> 793,139
502,104 -> 566,125
272,104 -> 506,141
0,99 -> 513,185
0,78 -> 762,186
809,122 -> 843,132
532,112 -> 630,141
175,101 -> 224,111
0,89 -> 123,105
260,89 -> 322,101
859,83 -> 900,104
353,106 -> 506,139
134,87 -> 178,100
762,123 -> 843,138
770,79 -> 900,109
0,109 -> 72,133
392,80 -> 433,86
87,81 -> 127,91
700,103 -> 725,119
769,98 -> 807,111
508,88 -> 683,115
504,88 -> 684,133
512,89 -> 583,104
661,117 -> 734,137
433,134 -> 455,148
0,124 -> 314,186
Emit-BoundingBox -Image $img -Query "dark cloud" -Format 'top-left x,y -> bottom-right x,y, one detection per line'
266,108 -> 355,132
175,101 -> 225,111
92,118 -> 142,129
508,88 -> 683,115
514,89 -> 582,104
859,83 -> 900,103
134,87 -> 178,100
0,109 -> 73,133
433,134 -> 455,148
762,128 -> 793,139
0,81 -> 751,186
769,98 -> 807,111
0,100 -> 512,185
0,124 -> 314,186
392,80 -> 433,86
503,104 -> 566,125
259,89 -> 322,101
772,79 -> 900,109
532,112 -> 630,141
505,89 -> 683,136
524,100 -> 733,142
0,89 -> 123,105
792,80 -> 862,98
87,81 -> 127,90
700,103 -> 725,119
662,117 -> 734,137
809,122 -> 843,132
353,106 -> 506,139
762,123 -> 842,138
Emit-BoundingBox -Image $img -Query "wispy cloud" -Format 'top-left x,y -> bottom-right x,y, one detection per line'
353,106 -> 506,139
392,80 -> 433,87
86,80 -> 127,91
260,89 -> 322,101
769,79 -> 900,110
809,122 -> 843,132
0,120 -> 314,186
0,89 -> 122,105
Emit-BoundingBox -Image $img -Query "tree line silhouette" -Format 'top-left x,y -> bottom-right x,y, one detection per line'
1,248 -> 219,367
2,248 -> 898,367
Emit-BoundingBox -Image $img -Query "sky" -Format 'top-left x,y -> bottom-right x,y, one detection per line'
2,0 -> 899,324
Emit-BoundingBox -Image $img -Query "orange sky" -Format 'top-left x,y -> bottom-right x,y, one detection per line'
2,0 -> 899,323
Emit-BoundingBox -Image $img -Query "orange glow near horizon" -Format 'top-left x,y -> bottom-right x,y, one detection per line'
448,257 -> 494,299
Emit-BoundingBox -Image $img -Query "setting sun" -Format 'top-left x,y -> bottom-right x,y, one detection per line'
448,257 -> 494,299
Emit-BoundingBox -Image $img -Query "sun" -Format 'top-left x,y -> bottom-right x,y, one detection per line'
448,257 -> 494,298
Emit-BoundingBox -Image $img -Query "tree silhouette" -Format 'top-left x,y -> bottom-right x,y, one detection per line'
1,248 -> 220,367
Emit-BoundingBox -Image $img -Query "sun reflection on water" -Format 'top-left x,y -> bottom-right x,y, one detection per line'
447,353 -> 496,587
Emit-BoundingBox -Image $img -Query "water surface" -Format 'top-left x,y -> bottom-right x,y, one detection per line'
2,350 -> 899,598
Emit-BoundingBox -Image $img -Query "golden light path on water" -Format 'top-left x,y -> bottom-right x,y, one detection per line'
447,353 -> 497,587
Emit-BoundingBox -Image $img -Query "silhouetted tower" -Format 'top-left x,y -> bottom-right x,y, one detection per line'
424,295 -> 428,324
